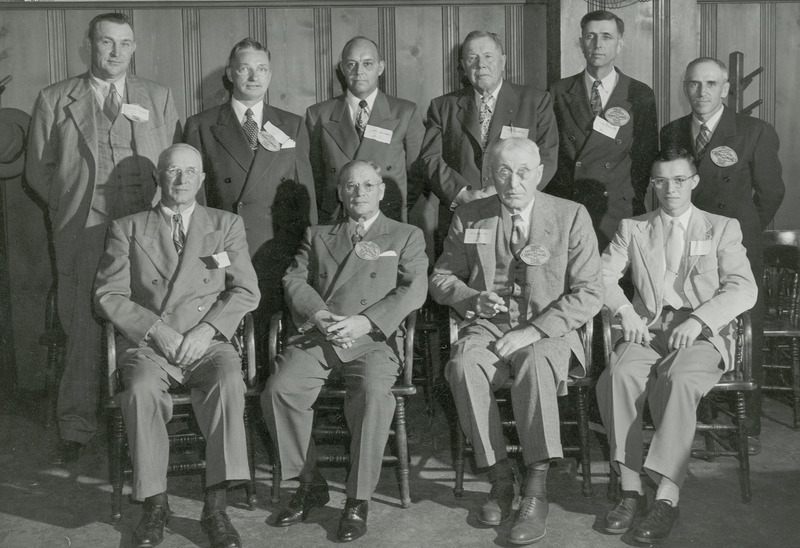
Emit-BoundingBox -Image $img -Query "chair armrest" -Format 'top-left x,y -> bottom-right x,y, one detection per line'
402,310 -> 417,387
736,311 -> 753,381
600,306 -> 613,365
104,321 -> 118,400
268,311 -> 284,376
449,309 -> 460,346
579,317 -> 594,376
242,312 -> 256,387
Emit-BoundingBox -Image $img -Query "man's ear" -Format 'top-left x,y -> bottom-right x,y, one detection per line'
721,81 -> 730,99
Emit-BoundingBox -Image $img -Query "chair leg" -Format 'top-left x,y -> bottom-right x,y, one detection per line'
243,402 -> 258,510
576,385 -> 593,497
734,391 -> 752,503
271,451 -> 282,506
792,338 -> 800,429
394,395 -> 412,508
422,328 -> 436,417
454,418 -> 465,499
109,408 -> 125,524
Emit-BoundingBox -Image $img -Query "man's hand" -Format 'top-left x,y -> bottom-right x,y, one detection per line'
494,326 -> 542,360
325,315 -> 373,349
668,317 -> 703,351
618,307 -> 652,345
174,323 -> 217,369
454,186 -> 496,207
474,291 -> 509,318
149,321 -> 184,364
310,310 -> 338,333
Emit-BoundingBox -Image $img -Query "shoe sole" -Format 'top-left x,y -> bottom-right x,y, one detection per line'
274,493 -> 331,527
632,533 -> 667,544
506,529 -> 546,545
602,524 -> 632,535
476,514 -> 512,527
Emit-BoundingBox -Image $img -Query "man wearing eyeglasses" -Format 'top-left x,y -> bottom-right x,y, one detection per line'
306,36 -> 424,223
262,160 -> 427,543
598,148 -> 756,544
429,138 -> 602,545
95,144 -> 260,548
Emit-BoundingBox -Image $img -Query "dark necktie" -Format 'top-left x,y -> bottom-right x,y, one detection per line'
479,93 -> 492,150
103,83 -> 121,122
243,108 -> 259,150
589,80 -> 603,117
510,214 -> 525,258
351,221 -> 365,246
172,214 -> 185,256
695,123 -> 711,158
355,100 -> 368,141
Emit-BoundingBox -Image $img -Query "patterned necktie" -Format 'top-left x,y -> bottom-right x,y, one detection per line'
589,80 -> 603,117
103,83 -> 121,122
172,214 -> 186,256
243,108 -> 259,150
510,214 -> 525,258
351,222 -> 365,246
695,123 -> 711,158
479,93 -> 493,150
355,100 -> 368,141
663,218 -> 685,308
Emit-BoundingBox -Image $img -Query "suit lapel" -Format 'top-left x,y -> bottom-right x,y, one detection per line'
65,75 -> 98,163
134,207 -> 179,281
456,88 -> 482,150
604,70 -> 633,117
324,214 -> 390,299
323,96 -> 360,160
475,202 -> 500,290
685,207 -> 712,275
355,91 -> 400,159
634,211 -> 665,308
241,103 -> 283,201
486,83 -> 517,144
564,73 -> 595,134
320,221 -> 352,267
211,102 -> 255,175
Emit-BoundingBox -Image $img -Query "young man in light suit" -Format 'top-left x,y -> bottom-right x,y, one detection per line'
95,144 -> 260,548
429,138 -> 603,545
262,160 -> 428,542
598,148 -> 757,544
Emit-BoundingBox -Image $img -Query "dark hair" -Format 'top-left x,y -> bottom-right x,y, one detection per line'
341,36 -> 382,62
222,37 -> 271,92
652,148 -> 697,173
580,10 -> 624,36
459,30 -> 505,59
88,13 -> 133,41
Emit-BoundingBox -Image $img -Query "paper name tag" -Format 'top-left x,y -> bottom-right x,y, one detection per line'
379,250 -> 397,257
211,251 -> 231,267
592,116 -> 619,139
121,103 -> 149,122
363,125 -> 393,144
263,121 -> 291,145
690,240 -> 712,256
464,228 -> 493,244
282,139 -> 296,149
500,126 -> 529,139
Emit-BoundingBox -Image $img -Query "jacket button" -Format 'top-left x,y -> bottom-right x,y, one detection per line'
569,135 -> 576,141
330,168 -> 336,173
237,202 -> 244,209
204,278 -> 210,283
603,191 -> 609,197
575,161 -> 582,167
152,279 -> 159,285
326,300 -> 333,306
615,138 -> 622,145
718,203 -> 726,209
604,162 -> 612,169
198,306 -> 205,311
360,299 -> 367,305
320,272 -> 328,278
224,177 -> 232,184
724,176 -> 731,182
370,272 -> 377,278
482,176 -> 489,182
386,165 -> 392,171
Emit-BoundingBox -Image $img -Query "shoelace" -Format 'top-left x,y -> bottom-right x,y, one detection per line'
517,497 -> 540,518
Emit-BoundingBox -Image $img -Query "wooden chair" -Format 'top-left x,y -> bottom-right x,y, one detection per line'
40,282 -> 65,428
104,313 -> 260,523
762,230 -> 800,429
448,312 -> 596,497
267,310 -> 417,508
600,307 -> 756,503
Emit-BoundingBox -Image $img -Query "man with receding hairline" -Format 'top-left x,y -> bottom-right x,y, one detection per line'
305,36 -> 424,224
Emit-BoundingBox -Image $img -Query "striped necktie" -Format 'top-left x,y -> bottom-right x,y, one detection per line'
243,108 -> 259,150
589,80 -> 603,117
172,214 -> 186,256
695,123 -> 711,158
510,214 -> 525,258
355,100 -> 368,141
351,222 -> 365,246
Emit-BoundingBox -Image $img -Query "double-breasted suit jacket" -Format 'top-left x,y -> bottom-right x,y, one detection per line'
602,207 -> 757,371
305,91 -> 425,223
184,101 -> 317,257
548,69 -> 658,249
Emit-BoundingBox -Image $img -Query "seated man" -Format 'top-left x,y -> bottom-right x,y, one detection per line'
262,160 -> 428,543
95,144 -> 260,548
598,148 -> 756,543
429,137 -> 603,545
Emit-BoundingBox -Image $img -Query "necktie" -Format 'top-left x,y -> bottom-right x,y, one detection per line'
663,218 -> 685,308
695,123 -> 711,158
351,222 -> 365,246
479,93 -> 493,150
355,100 -> 368,141
243,108 -> 259,150
589,80 -> 603,117
103,83 -> 121,122
172,214 -> 186,256
510,214 -> 525,258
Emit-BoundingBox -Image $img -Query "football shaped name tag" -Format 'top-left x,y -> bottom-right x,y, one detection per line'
519,244 -> 550,266
604,107 -> 630,126
257,130 -> 281,152
354,241 -> 380,261
710,146 -> 738,167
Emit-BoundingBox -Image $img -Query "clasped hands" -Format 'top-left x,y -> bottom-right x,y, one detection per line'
618,307 -> 703,350
150,321 -> 217,369
312,310 -> 372,349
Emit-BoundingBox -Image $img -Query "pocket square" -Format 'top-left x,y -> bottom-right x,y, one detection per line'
379,250 -> 397,257
200,252 -> 231,269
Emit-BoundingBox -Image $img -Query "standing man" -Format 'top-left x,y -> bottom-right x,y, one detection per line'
26,12 -> 181,464
429,138 -> 603,545
547,10 -> 658,252
598,148 -> 756,543
95,144 -> 259,548
306,36 -> 424,223
263,160 -> 428,543
420,30 -> 559,252
661,57 -> 785,448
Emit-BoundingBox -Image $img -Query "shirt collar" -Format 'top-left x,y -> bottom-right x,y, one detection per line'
474,79 -> 503,107
659,204 -> 694,232
583,68 -> 617,96
231,98 -> 265,128
501,195 -> 536,232
346,88 -> 379,120
89,72 -> 127,106
160,201 -> 197,232
348,210 -> 381,234
692,105 -> 724,136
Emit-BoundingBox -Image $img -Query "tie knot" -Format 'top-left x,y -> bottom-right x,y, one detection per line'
358,100 -> 368,109
700,123 -> 709,133
109,83 -> 117,95
482,92 -> 491,104
512,213 -> 523,224
173,213 -> 182,224
245,108 -> 254,120
592,80 -> 601,90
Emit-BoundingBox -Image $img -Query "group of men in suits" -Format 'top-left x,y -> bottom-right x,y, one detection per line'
20,6 -> 785,548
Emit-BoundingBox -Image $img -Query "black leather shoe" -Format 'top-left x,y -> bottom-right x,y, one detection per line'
50,440 -> 82,465
133,503 -> 170,548
201,509 -> 241,548
478,479 -> 515,526
632,499 -> 679,544
336,498 -> 368,542
273,479 -> 330,527
506,496 -> 548,545
603,490 -> 646,534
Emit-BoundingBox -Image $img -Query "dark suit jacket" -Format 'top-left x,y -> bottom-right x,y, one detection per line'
283,213 -> 428,363
660,106 -> 784,276
305,91 -> 425,223
420,81 -> 558,244
184,101 -> 317,257
547,69 -> 658,248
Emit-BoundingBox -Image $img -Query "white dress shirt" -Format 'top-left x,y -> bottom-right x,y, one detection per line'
583,69 -> 618,110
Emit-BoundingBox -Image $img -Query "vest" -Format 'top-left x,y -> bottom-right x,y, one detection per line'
490,218 -> 530,330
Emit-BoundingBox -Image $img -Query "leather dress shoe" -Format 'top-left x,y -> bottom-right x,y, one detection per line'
506,496 -> 548,545
336,498 -> 368,542
201,509 -> 241,548
50,440 -> 82,465
632,499 -> 679,544
478,480 -> 515,526
602,490 -> 646,534
133,503 -> 170,548
273,480 -> 330,527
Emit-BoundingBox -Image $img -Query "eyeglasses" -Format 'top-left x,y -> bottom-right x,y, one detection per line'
163,166 -> 199,178
234,65 -> 270,76
495,167 -> 536,182
650,175 -> 695,189
342,181 -> 382,194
